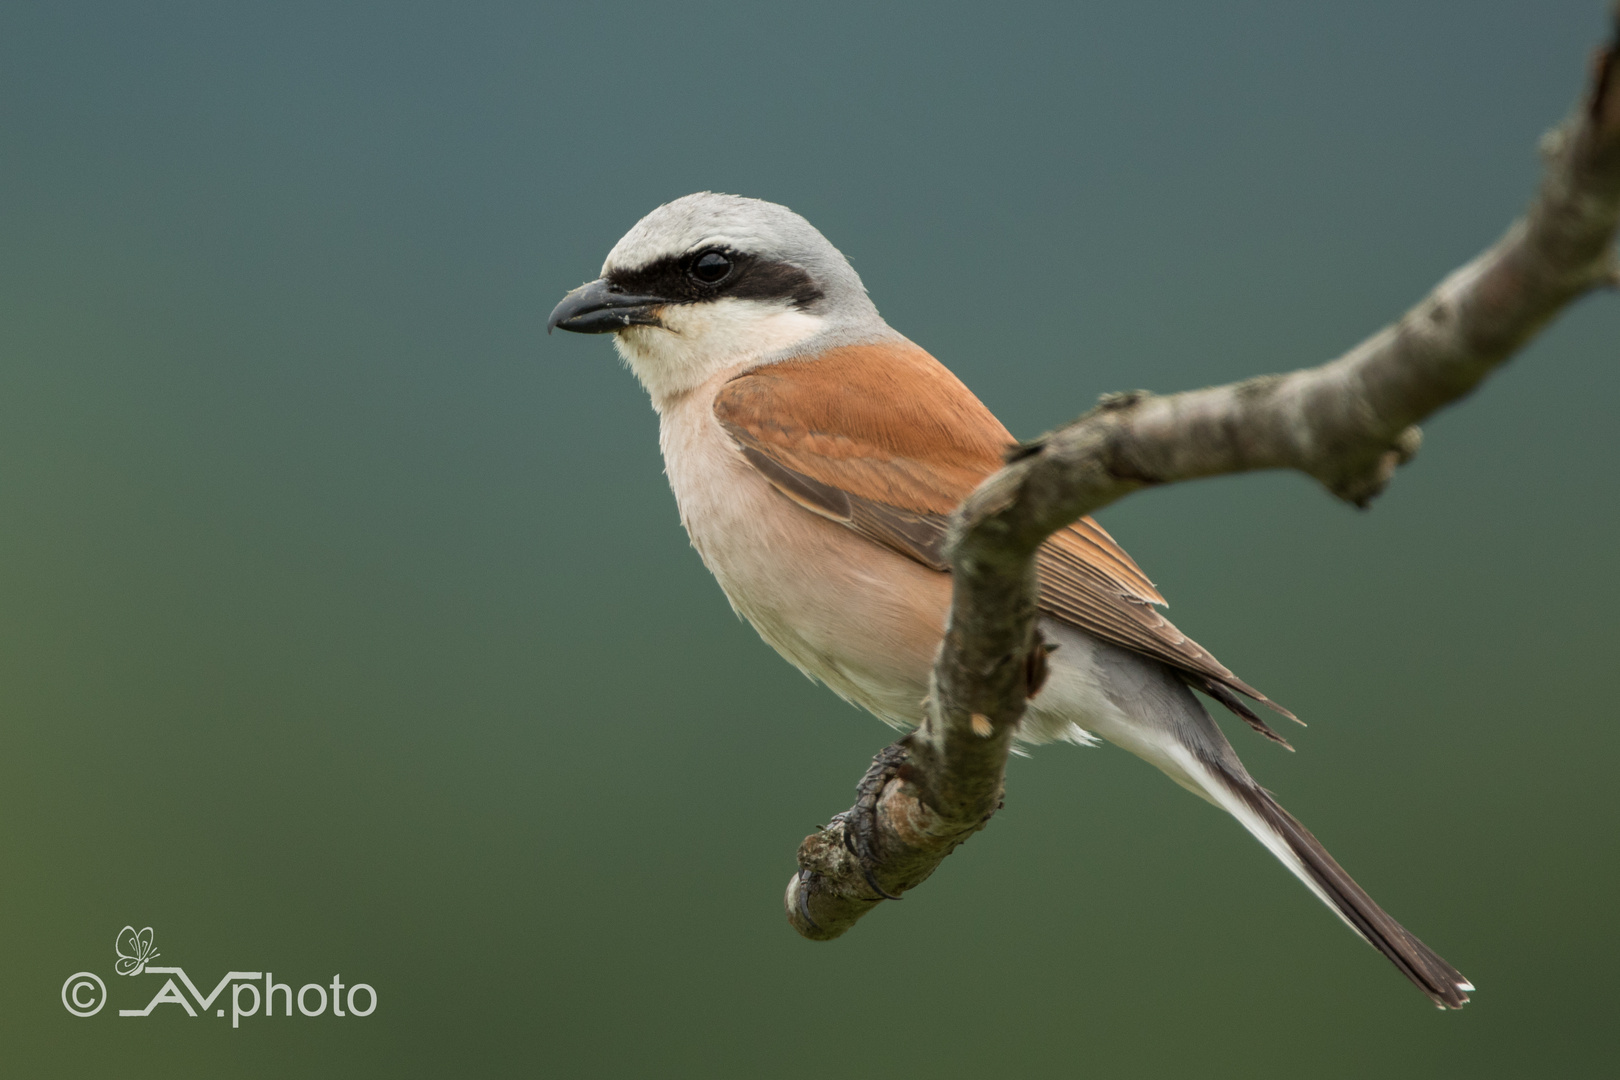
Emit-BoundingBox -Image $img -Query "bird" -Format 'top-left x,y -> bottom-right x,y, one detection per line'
548,191 -> 1472,1009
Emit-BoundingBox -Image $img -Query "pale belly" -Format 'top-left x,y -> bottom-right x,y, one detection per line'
659,391 -> 948,726
654,378 -> 1121,746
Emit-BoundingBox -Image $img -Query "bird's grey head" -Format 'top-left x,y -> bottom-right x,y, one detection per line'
549,193 -> 892,404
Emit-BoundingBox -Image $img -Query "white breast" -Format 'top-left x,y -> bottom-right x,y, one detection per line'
648,367 -> 1116,748
653,372 -> 952,728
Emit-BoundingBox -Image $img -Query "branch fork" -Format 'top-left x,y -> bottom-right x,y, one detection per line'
787,6 -> 1620,943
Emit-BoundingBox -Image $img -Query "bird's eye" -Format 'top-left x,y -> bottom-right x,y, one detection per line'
690,251 -> 733,284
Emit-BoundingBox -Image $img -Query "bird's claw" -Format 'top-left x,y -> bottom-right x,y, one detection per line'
831,741 -> 911,901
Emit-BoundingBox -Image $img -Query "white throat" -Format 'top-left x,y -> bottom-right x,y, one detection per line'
612,297 -> 825,407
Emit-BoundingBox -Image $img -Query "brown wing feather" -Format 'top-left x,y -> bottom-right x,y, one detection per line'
714,340 -> 1292,723
1055,518 -> 1165,606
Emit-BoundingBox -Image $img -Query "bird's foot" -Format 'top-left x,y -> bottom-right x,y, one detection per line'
829,741 -> 912,901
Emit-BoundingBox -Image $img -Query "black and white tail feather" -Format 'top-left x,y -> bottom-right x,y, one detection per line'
1167,704 -> 1471,1009
1052,634 -> 1474,1009
1215,773 -> 1474,1009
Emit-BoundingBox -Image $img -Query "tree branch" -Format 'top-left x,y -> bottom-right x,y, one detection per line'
786,7 -> 1620,940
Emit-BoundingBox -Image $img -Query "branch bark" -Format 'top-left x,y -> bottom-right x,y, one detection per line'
787,7 -> 1620,940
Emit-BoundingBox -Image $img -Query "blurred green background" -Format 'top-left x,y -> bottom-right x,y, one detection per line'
2,2 -> 1616,1076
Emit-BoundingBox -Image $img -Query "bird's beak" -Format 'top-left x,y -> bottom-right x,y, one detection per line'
547,278 -> 667,334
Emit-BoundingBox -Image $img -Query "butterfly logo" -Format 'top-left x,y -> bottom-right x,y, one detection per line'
114,926 -> 160,976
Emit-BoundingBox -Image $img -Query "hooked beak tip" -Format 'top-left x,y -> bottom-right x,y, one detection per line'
549,278 -> 667,336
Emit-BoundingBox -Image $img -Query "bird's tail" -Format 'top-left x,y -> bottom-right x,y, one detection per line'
1032,626 -> 1472,1007
1187,750 -> 1473,1009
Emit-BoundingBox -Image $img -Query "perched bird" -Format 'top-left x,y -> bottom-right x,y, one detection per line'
549,192 -> 1472,1008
